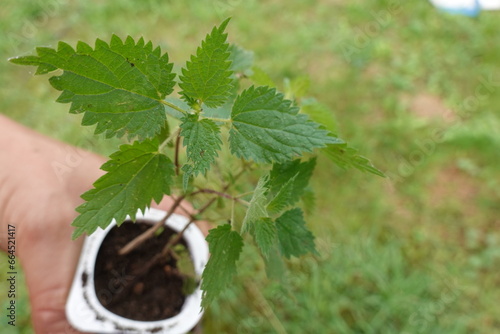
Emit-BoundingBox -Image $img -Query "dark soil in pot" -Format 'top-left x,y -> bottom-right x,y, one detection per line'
93,221 -> 188,321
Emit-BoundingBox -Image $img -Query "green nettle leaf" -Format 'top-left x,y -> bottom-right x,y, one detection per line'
201,75 -> 240,121
229,86 -> 338,163
72,139 -> 174,238
180,114 -> 222,176
228,44 -> 254,73
181,165 -> 194,192
301,98 -> 339,135
298,98 -> 382,176
253,217 -> 277,259
200,94 -> 234,120
164,97 -> 190,119
249,66 -> 276,87
301,188 -> 317,215
10,36 -> 175,139
263,243 -> 287,280
266,174 -> 297,215
298,99 -> 383,177
269,158 -> 317,205
323,143 -> 385,177
284,76 -> 311,99
201,224 -> 244,307
275,208 -> 318,259
179,18 -> 233,108
241,174 -> 269,233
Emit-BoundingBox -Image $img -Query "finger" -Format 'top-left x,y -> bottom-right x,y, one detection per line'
17,212 -> 86,333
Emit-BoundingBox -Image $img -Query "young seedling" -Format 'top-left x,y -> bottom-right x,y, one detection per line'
9,18 -> 383,307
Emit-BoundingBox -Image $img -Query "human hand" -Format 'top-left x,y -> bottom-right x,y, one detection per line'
0,116 -> 101,333
0,116 -> 208,333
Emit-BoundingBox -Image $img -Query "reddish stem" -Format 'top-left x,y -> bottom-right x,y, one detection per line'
118,195 -> 185,255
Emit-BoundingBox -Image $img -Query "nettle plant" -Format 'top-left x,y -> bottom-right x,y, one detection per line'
10,19 -> 383,306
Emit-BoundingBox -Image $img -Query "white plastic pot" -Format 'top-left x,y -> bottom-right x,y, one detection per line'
66,208 -> 209,334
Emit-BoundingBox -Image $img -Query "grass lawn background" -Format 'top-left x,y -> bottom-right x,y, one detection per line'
1,0 -> 499,333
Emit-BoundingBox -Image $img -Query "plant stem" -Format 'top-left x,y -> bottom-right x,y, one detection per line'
118,175 -> 245,257
157,167 -> 249,256
178,202 -> 198,220
159,126 -> 180,152
112,165 -> 249,304
192,188 -> 248,205
202,116 -> 231,123
161,99 -> 189,115
160,193 -> 218,257
115,193 -> 218,303
235,190 -> 255,198
118,195 -> 185,256
174,131 -> 181,176
230,197 -> 235,227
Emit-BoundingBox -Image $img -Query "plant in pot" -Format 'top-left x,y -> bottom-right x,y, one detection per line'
9,18 -> 383,333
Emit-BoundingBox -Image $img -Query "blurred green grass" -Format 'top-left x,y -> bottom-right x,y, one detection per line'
1,0 -> 499,333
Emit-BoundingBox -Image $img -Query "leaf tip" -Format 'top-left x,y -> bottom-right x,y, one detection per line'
95,38 -> 109,50
110,34 -> 123,47
8,54 -> 39,66
71,227 -> 85,240
7,56 -> 23,64
220,17 -> 231,30
137,36 -> 145,47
